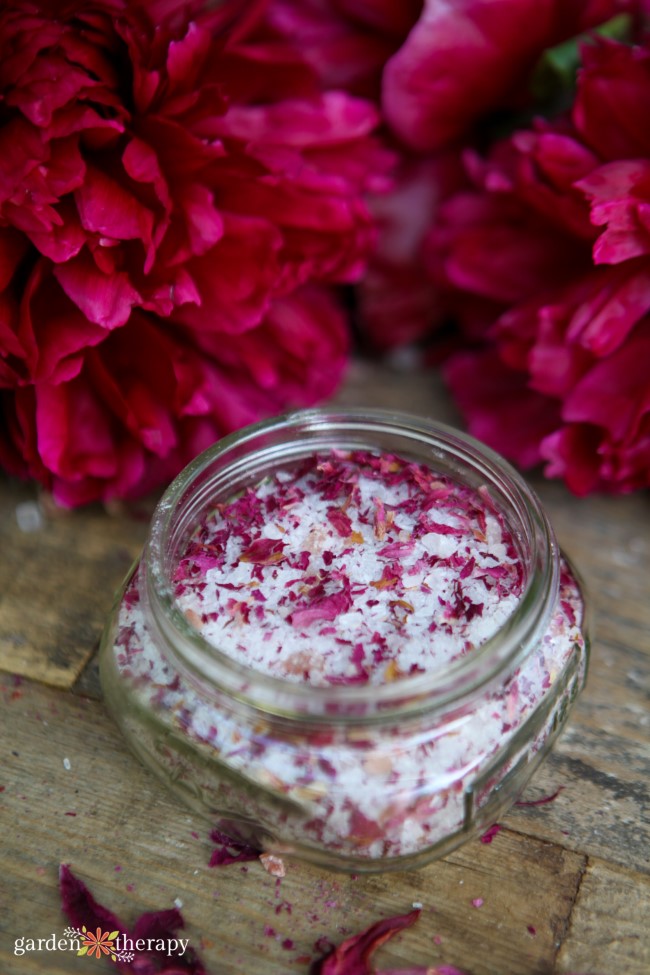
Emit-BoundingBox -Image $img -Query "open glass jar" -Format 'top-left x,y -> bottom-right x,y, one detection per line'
99,409 -> 589,872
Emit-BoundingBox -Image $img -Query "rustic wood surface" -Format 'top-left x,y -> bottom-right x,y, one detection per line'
1,363 -> 648,975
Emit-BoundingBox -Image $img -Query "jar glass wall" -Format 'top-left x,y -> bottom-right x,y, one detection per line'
99,409 -> 589,872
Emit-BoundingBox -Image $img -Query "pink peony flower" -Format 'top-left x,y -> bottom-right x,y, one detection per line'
382,0 -> 632,152
266,1 -> 633,352
435,38 -> 650,494
0,0 -> 388,505
356,153 -> 464,352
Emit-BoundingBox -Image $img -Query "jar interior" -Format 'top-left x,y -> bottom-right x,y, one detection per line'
145,409 -> 559,721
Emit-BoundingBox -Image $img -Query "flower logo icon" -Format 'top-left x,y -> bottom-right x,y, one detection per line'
77,927 -> 119,961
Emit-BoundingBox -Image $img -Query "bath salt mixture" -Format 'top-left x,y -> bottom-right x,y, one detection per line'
108,448 -> 586,861
173,451 -> 524,684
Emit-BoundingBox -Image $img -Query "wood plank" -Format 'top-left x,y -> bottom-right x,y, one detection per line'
0,479 -> 149,688
0,678 -> 592,975
501,480 -> 650,875
556,858 -> 650,975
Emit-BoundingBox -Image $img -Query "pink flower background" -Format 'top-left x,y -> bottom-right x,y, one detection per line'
1,0 -> 649,501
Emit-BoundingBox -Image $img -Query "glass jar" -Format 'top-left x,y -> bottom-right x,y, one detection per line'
99,408 -> 589,872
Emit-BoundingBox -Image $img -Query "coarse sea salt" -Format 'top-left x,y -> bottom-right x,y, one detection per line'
105,447 -> 587,865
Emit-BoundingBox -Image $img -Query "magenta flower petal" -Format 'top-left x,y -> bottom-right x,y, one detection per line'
0,1 -> 385,506
382,0 -> 626,152
59,864 -> 126,939
59,864 -> 208,974
311,910 -> 421,975
54,251 -> 140,329
429,34 -> 650,495
208,828 -> 260,867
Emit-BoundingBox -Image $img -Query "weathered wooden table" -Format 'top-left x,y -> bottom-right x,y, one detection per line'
1,364 -> 649,975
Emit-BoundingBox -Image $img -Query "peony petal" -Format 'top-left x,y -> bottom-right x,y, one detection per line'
577,160 -> 650,264
35,379 -> 117,481
311,909 -> 421,974
59,864 -> 209,974
444,349 -> 561,469
180,184 -> 224,256
0,294 -> 25,385
122,136 -> 171,211
208,827 -> 260,867
88,321 -> 178,457
75,164 -> 155,265
26,264 -> 108,383
0,116 -> 46,206
166,20 -> 212,92
566,265 -> 650,356
176,214 -> 282,333
265,0 -> 396,97
210,91 -> 379,147
27,200 -> 86,263
59,864 -> 127,940
5,51 -> 101,127
54,250 -> 140,329
574,39 -> 650,162
540,425 -> 604,495
192,285 -> 348,404
0,226 -> 29,290
562,324 -> 650,441
383,0 -> 625,152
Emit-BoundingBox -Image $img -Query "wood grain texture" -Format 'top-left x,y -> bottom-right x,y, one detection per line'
0,481 -> 150,688
556,858 -> 650,975
1,363 -> 649,974
0,679 -> 586,975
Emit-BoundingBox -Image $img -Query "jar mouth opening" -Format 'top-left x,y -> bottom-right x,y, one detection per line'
145,408 -> 559,721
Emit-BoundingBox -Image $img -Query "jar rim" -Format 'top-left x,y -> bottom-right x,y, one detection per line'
144,408 -> 559,722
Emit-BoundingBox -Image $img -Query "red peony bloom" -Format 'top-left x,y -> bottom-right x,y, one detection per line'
266,1 -> 632,354
0,0 -> 388,505
265,0 -> 422,100
433,38 -> 650,494
356,152 -> 464,352
382,0 -> 632,152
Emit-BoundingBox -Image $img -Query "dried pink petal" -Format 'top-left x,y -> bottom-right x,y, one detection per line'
310,909 -> 421,974
208,829 -> 260,867
239,538 -> 287,566
515,787 -> 564,807
59,864 -> 207,973
479,823 -> 502,844
327,507 -> 354,538
59,864 -> 126,941
290,591 -> 353,628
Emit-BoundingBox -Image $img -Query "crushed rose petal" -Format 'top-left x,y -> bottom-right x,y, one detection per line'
515,787 -> 564,807
59,864 -> 207,974
310,909 -> 421,975
208,829 -> 259,867
479,824 -> 503,844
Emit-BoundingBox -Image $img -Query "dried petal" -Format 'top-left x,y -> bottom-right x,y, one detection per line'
59,864 -> 207,974
208,829 -> 260,867
240,538 -> 287,565
290,591 -> 353,628
310,909 -> 421,974
515,787 -> 564,807
479,823 -> 502,844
